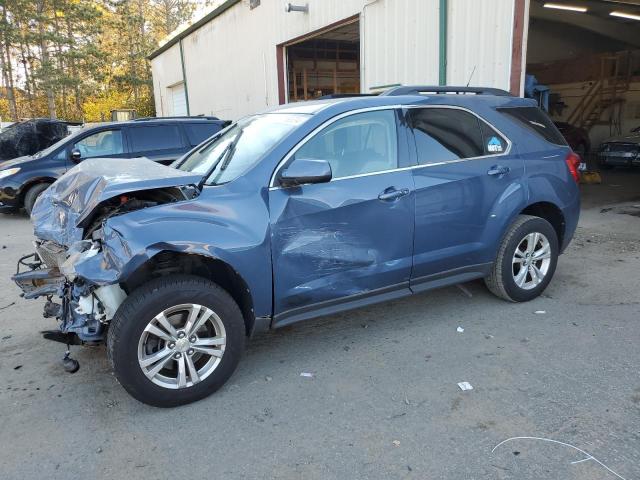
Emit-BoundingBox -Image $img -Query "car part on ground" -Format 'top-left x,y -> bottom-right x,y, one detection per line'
11,89 -> 580,406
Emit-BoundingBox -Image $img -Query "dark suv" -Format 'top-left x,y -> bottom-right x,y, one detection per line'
13,86 -> 581,407
0,117 -> 228,213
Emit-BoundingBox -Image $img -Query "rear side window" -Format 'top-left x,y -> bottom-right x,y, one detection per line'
407,108 -> 484,164
184,123 -> 222,146
128,125 -> 183,152
498,107 -> 567,146
480,123 -> 508,155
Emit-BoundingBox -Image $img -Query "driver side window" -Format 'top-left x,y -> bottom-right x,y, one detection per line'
294,110 -> 398,179
74,130 -> 124,159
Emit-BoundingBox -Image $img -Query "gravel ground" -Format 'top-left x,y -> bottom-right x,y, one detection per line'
0,170 -> 638,480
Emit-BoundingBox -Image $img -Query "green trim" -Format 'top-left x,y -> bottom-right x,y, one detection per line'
179,39 -> 190,115
439,0 -> 447,86
148,0 -> 241,60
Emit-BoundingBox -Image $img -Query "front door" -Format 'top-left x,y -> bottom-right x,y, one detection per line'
406,106 -> 526,287
67,128 -> 127,169
269,109 -> 415,323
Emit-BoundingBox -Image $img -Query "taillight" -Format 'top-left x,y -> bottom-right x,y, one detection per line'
565,151 -> 581,183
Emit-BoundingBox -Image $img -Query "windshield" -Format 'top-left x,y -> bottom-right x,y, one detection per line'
32,127 -> 84,159
177,113 -> 308,184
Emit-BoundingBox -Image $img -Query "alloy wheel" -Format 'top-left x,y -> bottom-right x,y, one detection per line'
137,303 -> 226,389
512,232 -> 552,290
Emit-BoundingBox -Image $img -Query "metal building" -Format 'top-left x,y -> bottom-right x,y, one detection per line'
149,0 -> 525,120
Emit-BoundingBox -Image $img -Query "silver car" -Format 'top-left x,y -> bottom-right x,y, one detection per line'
598,126 -> 640,169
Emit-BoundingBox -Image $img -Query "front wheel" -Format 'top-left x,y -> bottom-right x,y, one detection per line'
23,183 -> 51,215
485,215 -> 559,302
107,275 -> 245,407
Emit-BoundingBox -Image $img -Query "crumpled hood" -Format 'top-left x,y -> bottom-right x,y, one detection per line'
31,157 -> 202,246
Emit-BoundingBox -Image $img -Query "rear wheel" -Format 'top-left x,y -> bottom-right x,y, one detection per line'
23,183 -> 50,215
107,275 -> 245,407
485,215 -> 559,302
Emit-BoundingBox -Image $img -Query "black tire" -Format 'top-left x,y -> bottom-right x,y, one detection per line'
107,275 -> 245,407
23,183 -> 51,215
485,215 -> 559,302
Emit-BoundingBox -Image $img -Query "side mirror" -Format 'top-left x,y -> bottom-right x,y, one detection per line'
279,158 -> 332,188
70,148 -> 82,162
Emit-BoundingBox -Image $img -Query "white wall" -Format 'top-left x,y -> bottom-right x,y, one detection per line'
447,0 -> 514,90
151,0 -> 516,120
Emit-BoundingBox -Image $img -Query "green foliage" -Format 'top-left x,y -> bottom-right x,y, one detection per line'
0,0 -> 204,122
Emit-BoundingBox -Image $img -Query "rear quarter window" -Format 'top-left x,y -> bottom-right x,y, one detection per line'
184,123 -> 222,146
498,107 -> 567,146
128,125 -> 183,152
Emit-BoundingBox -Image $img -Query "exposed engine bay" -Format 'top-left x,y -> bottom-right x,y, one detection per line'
12,160 -> 200,345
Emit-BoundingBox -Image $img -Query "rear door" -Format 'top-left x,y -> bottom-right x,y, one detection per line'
406,106 -> 525,288
269,108 -> 415,323
126,124 -> 187,164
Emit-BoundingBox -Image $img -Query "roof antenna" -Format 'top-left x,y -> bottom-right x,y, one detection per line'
466,66 -> 477,87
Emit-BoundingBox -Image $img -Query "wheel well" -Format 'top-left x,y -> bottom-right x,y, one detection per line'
122,251 -> 256,336
19,178 -> 55,204
520,202 -> 565,245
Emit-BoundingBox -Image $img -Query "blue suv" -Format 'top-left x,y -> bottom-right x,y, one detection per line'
13,86 -> 581,406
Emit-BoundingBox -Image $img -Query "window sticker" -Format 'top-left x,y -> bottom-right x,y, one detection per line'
487,136 -> 503,153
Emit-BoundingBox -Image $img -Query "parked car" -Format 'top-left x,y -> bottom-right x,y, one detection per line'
0,118 -> 76,161
0,116 -> 229,214
554,121 -> 590,158
597,126 -> 640,169
13,86 -> 581,407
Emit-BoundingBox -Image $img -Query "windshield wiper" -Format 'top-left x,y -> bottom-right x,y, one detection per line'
196,135 -> 237,189
219,130 -> 243,172
206,130 -> 244,185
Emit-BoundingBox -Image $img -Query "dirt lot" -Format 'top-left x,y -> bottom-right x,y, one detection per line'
0,171 -> 639,480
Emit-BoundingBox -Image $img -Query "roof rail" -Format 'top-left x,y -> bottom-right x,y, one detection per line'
317,93 -> 378,99
381,86 -> 512,97
133,115 -> 220,121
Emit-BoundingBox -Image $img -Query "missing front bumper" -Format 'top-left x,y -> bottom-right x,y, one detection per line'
12,249 -> 127,343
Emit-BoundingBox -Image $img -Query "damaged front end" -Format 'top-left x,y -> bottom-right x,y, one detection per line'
12,157 -> 203,344
13,243 -> 126,342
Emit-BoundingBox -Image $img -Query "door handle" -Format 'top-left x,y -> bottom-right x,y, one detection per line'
378,187 -> 410,201
487,165 -> 510,176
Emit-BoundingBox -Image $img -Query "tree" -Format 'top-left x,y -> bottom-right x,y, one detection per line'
0,0 -> 205,122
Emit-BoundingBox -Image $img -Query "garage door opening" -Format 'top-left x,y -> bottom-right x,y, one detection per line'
285,20 -> 360,102
525,0 -> 640,169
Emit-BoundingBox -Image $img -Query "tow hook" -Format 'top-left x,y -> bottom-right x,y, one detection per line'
62,350 -> 80,374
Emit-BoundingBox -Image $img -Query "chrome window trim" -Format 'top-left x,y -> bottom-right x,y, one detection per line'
268,104 -> 513,190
